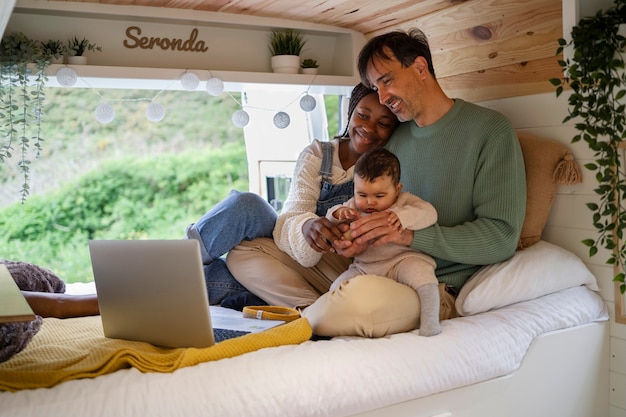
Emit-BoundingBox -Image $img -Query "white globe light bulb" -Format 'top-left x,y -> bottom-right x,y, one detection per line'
299,94 -> 317,112
180,72 -> 200,91
56,67 -> 77,87
206,77 -> 225,96
146,102 -> 165,122
273,111 -> 290,129
95,103 -> 115,124
231,109 -> 250,128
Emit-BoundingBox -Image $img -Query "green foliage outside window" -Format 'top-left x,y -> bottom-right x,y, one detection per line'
0,142 -> 248,282
0,85 -> 341,283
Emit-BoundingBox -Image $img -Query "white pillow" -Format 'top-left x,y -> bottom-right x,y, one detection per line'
455,240 -> 599,316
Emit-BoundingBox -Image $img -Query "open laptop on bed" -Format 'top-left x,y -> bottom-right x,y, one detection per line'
88,239 -> 283,348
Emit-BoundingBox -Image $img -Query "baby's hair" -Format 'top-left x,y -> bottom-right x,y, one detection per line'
355,148 -> 401,185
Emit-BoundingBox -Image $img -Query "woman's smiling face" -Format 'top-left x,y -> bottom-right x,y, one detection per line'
348,92 -> 398,155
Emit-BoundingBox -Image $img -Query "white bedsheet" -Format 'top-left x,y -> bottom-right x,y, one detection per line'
0,285 -> 608,417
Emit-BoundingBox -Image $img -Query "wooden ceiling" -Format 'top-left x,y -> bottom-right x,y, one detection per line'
34,0 -> 566,102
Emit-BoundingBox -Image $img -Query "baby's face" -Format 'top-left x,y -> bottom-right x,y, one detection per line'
353,174 -> 401,213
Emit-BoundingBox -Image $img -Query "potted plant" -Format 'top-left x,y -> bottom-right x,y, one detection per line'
301,58 -> 319,75
268,29 -> 306,74
0,32 -> 50,202
550,0 -> 626,295
66,36 -> 102,65
41,39 -> 65,64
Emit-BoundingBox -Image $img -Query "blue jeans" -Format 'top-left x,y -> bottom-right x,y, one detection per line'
187,190 -> 277,304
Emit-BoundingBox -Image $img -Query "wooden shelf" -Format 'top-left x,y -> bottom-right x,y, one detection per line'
11,0 -> 365,94
44,64 -> 359,95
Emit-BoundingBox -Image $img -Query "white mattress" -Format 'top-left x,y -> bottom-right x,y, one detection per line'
0,285 -> 608,417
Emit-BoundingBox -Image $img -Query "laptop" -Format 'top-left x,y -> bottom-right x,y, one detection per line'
88,239 -> 282,348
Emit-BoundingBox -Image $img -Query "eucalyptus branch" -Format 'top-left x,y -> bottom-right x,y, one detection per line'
0,32 -> 50,201
550,0 -> 626,293
19,67 -> 31,202
0,64 -> 17,163
32,62 -> 47,158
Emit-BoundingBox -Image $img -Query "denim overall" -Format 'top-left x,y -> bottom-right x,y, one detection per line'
199,140 -> 354,305
316,140 -> 354,216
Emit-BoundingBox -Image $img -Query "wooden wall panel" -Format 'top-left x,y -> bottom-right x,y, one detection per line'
37,0 -> 565,102
401,0 -> 563,100
439,56 -> 563,103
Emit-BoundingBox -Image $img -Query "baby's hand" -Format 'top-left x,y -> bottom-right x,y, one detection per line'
386,210 -> 402,232
334,207 -> 361,221
333,208 -> 360,240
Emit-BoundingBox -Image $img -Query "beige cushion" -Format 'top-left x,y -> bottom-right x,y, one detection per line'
517,133 -> 582,249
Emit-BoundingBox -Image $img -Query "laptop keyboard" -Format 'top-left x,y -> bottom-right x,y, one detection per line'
213,328 -> 250,343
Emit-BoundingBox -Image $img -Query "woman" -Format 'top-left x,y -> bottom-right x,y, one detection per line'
225,83 -> 399,308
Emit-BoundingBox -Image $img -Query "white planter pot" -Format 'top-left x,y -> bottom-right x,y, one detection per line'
271,55 -> 300,74
50,57 -> 64,65
302,68 -> 318,75
67,56 -> 88,65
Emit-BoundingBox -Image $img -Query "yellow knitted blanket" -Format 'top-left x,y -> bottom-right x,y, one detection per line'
0,315 -> 312,392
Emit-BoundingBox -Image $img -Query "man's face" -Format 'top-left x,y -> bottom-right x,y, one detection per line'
365,48 -> 426,123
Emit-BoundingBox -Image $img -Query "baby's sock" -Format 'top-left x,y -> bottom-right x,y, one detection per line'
417,283 -> 441,336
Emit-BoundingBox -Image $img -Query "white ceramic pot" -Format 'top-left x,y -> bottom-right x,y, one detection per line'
67,55 -> 88,65
301,68 -> 318,75
271,55 -> 300,74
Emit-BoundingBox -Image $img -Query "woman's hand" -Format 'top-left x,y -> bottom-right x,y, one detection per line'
302,217 -> 344,254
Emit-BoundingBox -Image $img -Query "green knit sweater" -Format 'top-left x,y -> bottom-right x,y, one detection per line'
385,99 -> 526,290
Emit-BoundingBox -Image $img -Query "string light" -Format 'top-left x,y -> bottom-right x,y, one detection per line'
206,77 -> 225,96
95,103 -> 115,124
56,68 -> 321,128
56,67 -> 77,87
273,111 -> 291,129
299,94 -> 316,112
231,109 -> 250,128
146,102 -> 166,122
180,71 -> 200,91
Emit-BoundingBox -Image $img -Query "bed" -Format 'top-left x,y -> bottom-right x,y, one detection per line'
0,239 -> 610,417
0,134 -> 611,416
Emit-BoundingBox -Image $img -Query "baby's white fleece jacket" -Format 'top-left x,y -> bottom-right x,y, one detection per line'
326,192 -> 438,233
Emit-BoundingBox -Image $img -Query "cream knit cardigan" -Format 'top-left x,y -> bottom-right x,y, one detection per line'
273,139 -> 353,267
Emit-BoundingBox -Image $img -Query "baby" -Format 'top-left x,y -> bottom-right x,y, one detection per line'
326,148 -> 441,336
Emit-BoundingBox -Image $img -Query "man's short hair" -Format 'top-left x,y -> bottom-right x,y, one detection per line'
357,28 -> 436,88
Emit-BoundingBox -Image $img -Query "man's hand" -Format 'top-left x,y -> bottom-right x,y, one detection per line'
333,234 -> 369,258
348,211 -> 414,248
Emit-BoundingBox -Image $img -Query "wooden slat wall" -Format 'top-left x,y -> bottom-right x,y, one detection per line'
439,56 -> 563,103
34,0 -> 564,102
382,0 -> 563,102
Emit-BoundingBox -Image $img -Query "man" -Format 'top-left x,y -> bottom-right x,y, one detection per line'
302,29 -> 526,337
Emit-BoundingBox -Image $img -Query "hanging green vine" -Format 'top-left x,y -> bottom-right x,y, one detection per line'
550,0 -> 626,293
0,32 -> 49,202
